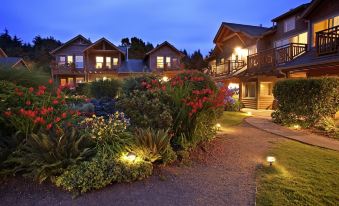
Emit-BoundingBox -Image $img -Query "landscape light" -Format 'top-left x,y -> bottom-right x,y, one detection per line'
215,123 -> 221,130
293,124 -> 300,130
247,112 -> 252,116
126,152 -> 136,162
162,76 -> 169,82
103,76 -> 107,81
267,156 -> 276,166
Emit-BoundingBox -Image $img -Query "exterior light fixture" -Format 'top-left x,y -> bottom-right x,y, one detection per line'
162,76 -> 169,82
247,112 -> 252,116
215,123 -> 221,130
267,156 -> 276,166
293,124 -> 300,130
125,152 -> 136,162
103,76 -> 107,81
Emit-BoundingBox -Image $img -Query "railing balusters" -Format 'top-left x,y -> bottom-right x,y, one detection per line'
316,25 -> 339,55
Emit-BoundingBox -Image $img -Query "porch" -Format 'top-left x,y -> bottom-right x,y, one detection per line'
316,25 -> 339,56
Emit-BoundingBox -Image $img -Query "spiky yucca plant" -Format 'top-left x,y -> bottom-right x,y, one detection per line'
3,128 -> 95,183
133,128 -> 176,163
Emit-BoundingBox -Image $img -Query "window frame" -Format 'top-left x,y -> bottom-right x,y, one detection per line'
105,57 -> 112,69
243,82 -> 256,99
156,56 -> 164,69
75,55 -> 84,69
95,56 -> 104,69
260,82 -> 273,97
284,16 -> 296,33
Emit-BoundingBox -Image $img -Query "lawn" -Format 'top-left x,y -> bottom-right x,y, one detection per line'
256,141 -> 339,206
218,111 -> 249,128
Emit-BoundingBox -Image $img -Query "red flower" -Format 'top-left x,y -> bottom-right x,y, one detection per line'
34,117 -> 45,125
48,79 -> 53,84
54,117 -> 61,123
61,112 -> 67,118
4,111 -> 12,117
46,123 -> 52,129
25,100 -> 31,106
52,100 -> 59,105
29,87 -> 34,93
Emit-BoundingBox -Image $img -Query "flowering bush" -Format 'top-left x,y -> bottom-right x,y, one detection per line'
224,88 -> 242,111
1,81 -> 80,137
80,112 -> 132,153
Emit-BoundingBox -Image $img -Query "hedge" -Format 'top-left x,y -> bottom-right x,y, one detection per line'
272,78 -> 339,127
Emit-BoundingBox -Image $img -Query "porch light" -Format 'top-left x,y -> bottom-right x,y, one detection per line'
267,156 -> 276,166
162,76 -> 169,82
103,76 -> 107,81
235,47 -> 242,54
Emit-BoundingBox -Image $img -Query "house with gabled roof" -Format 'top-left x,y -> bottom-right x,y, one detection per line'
207,0 -> 339,110
0,48 -> 29,70
50,36 -> 185,86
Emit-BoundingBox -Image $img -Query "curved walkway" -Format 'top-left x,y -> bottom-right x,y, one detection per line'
245,117 -> 339,151
0,123 -> 282,206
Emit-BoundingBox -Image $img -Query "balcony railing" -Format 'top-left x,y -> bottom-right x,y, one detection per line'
210,60 -> 245,77
316,25 -> 339,56
247,43 -> 307,71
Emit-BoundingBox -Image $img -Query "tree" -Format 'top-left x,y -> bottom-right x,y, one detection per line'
181,49 -> 208,71
119,37 -> 154,59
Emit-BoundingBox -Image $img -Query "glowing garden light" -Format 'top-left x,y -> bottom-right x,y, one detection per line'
124,152 -> 137,162
293,124 -> 300,130
215,123 -> 221,130
247,112 -> 252,116
267,156 -> 276,166
162,76 -> 169,82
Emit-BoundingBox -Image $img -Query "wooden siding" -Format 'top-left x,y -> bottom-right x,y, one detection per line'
242,98 -> 257,109
258,96 -> 274,109
148,46 -> 183,71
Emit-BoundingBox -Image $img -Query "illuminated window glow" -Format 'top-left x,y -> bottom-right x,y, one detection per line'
96,56 -> 104,69
166,57 -> 171,67
67,55 -> 73,64
106,57 -> 111,68
157,56 -> 164,68
59,56 -> 66,65
113,58 -> 118,66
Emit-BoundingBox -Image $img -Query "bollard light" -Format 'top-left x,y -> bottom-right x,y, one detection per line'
267,156 -> 276,166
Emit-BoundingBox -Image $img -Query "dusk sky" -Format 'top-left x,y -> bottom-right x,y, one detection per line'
1,0 -> 309,55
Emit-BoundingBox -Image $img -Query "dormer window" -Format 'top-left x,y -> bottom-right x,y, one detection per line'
284,16 -> 295,32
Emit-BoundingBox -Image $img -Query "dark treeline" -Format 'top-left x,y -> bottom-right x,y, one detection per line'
0,30 -> 208,72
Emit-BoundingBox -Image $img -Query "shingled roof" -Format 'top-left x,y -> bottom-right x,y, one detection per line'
213,22 -> 271,43
0,57 -> 28,69
272,3 -> 310,22
118,59 -> 149,73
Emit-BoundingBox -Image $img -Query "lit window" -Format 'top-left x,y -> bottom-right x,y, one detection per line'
59,56 -> 66,65
67,55 -> 73,64
96,56 -> 104,69
157,56 -> 164,68
275,32 -> 308,48
113,58 -> 119,66
313,16 -> 339,46
260,82 -> 273,96
244,82 -> 256,98
60,78 -> 67,86
166,57 -> 171,67
284,16 -> 295,32
68,78 -> 74,87
106,57 -> 111,68
76,77 -> 84,84
75,56 -> 83,69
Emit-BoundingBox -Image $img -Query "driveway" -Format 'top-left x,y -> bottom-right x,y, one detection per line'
0,123 -> 283,206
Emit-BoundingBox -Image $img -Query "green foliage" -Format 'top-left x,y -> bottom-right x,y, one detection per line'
2,128 -> 95,182
121,75 -> 160,94
90,79 -> 122,99
75,83 -> 91,97
116,90 -> 173,130
315,116 -> 339,138
0,67 -> 50,88
55,150 -> 153,195
133,128 -> 176,164
0,132 -> 24,167
272,78 -> 339,127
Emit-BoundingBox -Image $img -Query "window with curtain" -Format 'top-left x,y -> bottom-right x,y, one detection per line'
96,56 -> 104,69
157,56 -> 164,68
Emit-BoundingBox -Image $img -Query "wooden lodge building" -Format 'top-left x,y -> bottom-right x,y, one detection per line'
207,0 -> 339,110
50,36 -> 185,86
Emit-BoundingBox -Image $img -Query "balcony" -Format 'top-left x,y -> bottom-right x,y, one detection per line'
316,25 -> 339,56
247,43 -> 307,72
52,63 -> 85,75
210,60 -> 246,77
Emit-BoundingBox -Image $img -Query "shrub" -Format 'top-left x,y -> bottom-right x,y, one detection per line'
90,79 -> 122,99
133,128 -> 176,164
0,81 -> 79,137
0,66 -> 50,88
315,117 -> 339,138
165,71 -> 224,149
80,113 -> 132,152
90,98 -> 117,117
2,128 -> 95,182
272,78 -> 339,127
75,83 -> 91,97
116,90 -> 173,130
55,150 -> 153,195
122,75 -> 160,94
0,132 -> 24,167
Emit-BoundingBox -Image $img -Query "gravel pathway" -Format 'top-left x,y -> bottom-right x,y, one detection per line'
0,123 -> 283,206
